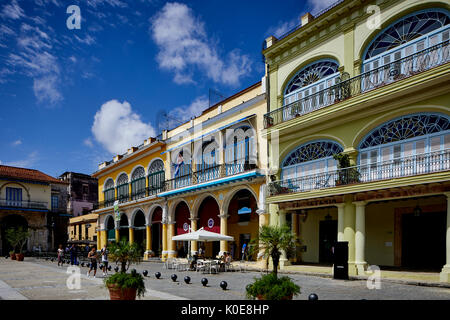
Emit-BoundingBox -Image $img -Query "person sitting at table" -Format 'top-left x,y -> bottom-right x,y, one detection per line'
189,253 -> 199,271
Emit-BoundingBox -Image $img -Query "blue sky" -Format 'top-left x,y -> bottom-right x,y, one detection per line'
0,0 -> 333,177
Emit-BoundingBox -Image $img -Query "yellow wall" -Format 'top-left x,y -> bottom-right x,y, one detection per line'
0,180 -> 51,209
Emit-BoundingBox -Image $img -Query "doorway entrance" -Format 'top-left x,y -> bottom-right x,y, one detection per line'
401,211 -> 446,270
319,220 -> 337,264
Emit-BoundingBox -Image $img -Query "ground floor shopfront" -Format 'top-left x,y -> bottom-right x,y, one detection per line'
95,179 -> 269,263
268,180 -> 450,282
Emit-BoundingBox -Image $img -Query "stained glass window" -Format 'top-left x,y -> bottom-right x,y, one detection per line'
365,9 -> 450,59
359,114 -> 450,149
282,141 -> 343,167
285,60 -> 339,95
149,159 -> 164,173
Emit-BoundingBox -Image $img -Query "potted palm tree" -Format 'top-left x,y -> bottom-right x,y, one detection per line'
104,239 -> 146,300
246,225 -> 300,300
5,227 -> 30,261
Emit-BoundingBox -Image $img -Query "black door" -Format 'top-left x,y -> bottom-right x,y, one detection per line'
319,220 -> 337,264
402,212 -> 446,270
151,223 -> 161,255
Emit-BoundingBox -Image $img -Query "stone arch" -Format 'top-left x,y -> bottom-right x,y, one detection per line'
0,181 -> 31,201
130,207 -> 147,226
280,55 -> 342,98
357,5 -> 450,62
191,192 -> 221,219
115,172 -> 129,186
197,195 -> 221,234
222,184 -> 259,215
131,165 -> 146,180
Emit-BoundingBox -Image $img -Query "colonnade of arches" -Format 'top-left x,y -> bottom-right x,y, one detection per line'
98,185 -> 268,261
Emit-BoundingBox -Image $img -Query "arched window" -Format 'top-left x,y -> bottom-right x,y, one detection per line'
225,126 -> 256,175
281,140 -> 343,191
131,167 -> 146,200
103,179 -> 115,207
196,140 -> 220,183
362,9 -> 450,75
358,113 -> 450,181
148,159 -> 165,195
116,173 -> 129,203
284,59 -> 340,106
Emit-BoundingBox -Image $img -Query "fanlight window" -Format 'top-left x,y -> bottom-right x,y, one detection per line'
103,179 -> 115,205
131,167 -> 146,199
117,173 -> 128,186
131,167 -> 145,180
283,141 -> 343,167
104,179 -> 114,190
149,160 -> 164,173
359,114 -> 450,149
116,173 -> 129,203
148,160 -> 165,195
364,10 -> 450,59
285,60 -> 339,95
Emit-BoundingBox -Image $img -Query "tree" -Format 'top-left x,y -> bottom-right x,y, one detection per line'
108,239 -> 142,273
5,226 -> 30,254
251,225 -> 296,278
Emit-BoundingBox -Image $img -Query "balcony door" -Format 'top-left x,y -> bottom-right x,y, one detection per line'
6,187 -> 22,207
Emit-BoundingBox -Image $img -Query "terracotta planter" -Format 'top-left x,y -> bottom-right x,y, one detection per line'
107,284 -> 137,300
15,253 -> 24,261
10,253 -> 16,260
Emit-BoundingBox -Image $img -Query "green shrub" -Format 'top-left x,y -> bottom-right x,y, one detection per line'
246,273 -> 300,300
104,271 -> 146,298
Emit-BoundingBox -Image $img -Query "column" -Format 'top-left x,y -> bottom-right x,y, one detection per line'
336,203 -> 345,241
97,230 -> 102,250
168,222 -> 176,258
144,224 -> 152,260
291,213 -> 298,263
161,203 -> 169,261
115,227 -> 120,243
354,201 -> 368,275
219,209 -> 229,256
278,210 -> 291,267
190,218 -> 198,255
343,195 -> 356,275
440,193 -> 450,283
129,227 -> 134,244
101,228 -> 107,248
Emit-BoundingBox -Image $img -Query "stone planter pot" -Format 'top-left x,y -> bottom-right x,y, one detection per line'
15,253 -> 24,261
107,284 -> 137,300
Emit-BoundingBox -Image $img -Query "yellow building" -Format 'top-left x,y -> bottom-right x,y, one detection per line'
262,0 -> 450,282
67,213 -> 98,246
92,137 -> 167,260
159,82 -> 268,261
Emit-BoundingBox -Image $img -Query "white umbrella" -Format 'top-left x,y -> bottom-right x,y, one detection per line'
172,227 -> 234,242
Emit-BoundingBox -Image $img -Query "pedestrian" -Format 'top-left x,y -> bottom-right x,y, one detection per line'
69,244 -> 78,265
57,244 -> 64,267
85,245 -> 90,254
87,247 -> 98,278
241,242 -> 247,261
101,244 -> 109,276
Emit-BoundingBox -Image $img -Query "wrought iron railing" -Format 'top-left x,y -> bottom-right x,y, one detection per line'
268,149 -> 450,196
163,162 -> 257,192
264,40 -> 450,128
0,199 -> 48,210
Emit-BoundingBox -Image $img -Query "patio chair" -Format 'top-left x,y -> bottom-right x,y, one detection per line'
196,260 -> 206,273
224,261 -> 234,272
209,260 -> 220,274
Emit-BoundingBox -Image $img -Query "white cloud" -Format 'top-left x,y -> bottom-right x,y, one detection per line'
92,100 -> 156,154
266,17 -> 300,38
162,96 -> 209,129
87,0 -> 127,8
307,0 -> 338,14
0,0 -> 25,20
150,2 -> 252,86
74,34 -> 96,46
1,151 -> 39,168
83,138 -> 94,148
11,139 -> 22,146
33,76 -> 62,104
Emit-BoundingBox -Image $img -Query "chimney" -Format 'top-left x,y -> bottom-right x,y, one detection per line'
144,137 -> 156,146
301,12 -> 314,26
265,36 -> 277,49
113,154 -> 123,162
127,146 -> 138,154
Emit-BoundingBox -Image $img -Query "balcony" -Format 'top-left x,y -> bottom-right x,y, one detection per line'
0,199 -> 48,210
268,149 -> 450,197
94,185 -> 164,210
163,163 -> 257,193
264,40 -> 450,129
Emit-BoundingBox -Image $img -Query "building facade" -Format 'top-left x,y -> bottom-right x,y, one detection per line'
62,172 -> 99,247
262,0 -> 450,282
0,165 -> 69,254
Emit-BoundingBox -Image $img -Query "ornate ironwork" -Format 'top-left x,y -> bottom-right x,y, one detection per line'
264,40 -> 450,129
282,141 -> 343,167
285,60 -> 339,94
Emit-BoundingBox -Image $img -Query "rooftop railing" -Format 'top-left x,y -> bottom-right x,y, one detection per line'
268,148 -> 450,197
264,40 -> 449,128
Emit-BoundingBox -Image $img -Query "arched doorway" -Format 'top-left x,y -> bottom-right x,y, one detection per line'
105,215 -> 115,243
198,196 -> 220,258
133,210 -> 146,255
151,207 -> 163,256
174,201 -> 190,257
1,214 -> 28,255
227,189 -> 258,261
119,214 -> 129,242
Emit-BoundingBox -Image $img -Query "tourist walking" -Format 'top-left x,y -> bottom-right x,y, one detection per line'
101,244 -> 109,276
57,244 -> 64,267
69,244 -> 78,265
87,247 -> 98,278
